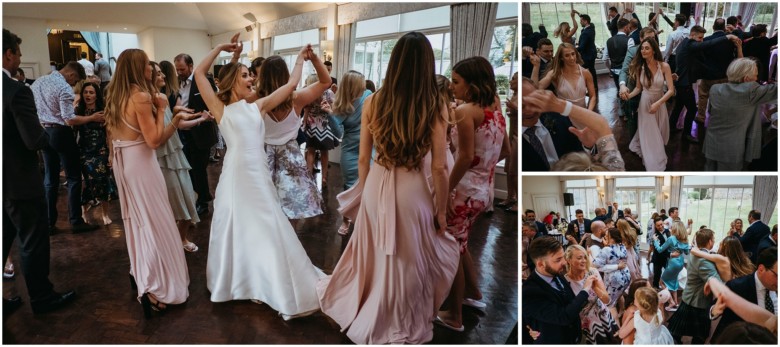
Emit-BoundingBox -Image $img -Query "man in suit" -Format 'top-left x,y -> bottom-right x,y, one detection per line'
743,24 -> 778,82
671,26 -> 740,142
576,14 -> 598,95
668,229 -> 722,344
525,209 -> 547,238
565,209 -> 591,247
608,202 -> 624,223
649,217 -> 672,289
697,18 -> 739,125
618,27 -> 656,136
522,221 -> 539,280
520,77 -> 583,171
94,52 -> 111,91
3,28 -> 76,316
175,53 -> 218,216
738,210 -> 772,264
757,224 -> 777,258
521,23 -> 548,56
711,246 -> 777,339
605,18 -> 630,92
522,236 -> 594,344
522,38 -> 552,79
606,6 -> 620,37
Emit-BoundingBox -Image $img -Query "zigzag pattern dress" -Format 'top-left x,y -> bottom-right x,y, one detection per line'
565,269 -> 619,344
303,89 -> 339,150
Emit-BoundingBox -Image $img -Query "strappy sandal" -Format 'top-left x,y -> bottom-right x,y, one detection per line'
3,262 -> 14,279
435,316 -> 465,332
182,241 -> 199,253
140,293 -> 166,319
337,221 -> 350,236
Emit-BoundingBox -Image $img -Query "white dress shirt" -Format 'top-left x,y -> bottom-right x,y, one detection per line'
179,73 -> 194,107
755,272 -> 777,315
589,234 -> 603,260
522,120 -> 559,167
664,26 -> 690,62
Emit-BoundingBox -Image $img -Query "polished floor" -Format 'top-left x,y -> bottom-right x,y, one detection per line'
2,160 -> 518,344
590,73 -> 777,171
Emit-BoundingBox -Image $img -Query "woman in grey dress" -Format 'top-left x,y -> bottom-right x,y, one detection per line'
151,61 -> 210,252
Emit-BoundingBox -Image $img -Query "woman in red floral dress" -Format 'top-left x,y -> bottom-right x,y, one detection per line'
436,56 -> 510,331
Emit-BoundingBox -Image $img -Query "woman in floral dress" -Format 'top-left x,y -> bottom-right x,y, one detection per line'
436,56 -> 510,331
75,82 -> 115,225
593,227 -> 632,320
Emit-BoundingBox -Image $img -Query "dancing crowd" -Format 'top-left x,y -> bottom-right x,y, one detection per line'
3,26 -> 515,343
522,6 -> 777,171
522,204 -> 778,344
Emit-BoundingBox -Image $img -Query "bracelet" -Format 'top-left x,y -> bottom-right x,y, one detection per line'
561,100 -> 573,117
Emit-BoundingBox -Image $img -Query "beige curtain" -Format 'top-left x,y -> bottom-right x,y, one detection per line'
605,178 -> 616,206
335,22 -> 356,81
753,176 -> 777,222
669,176 -> 682,209
451,2 -> 499,64
655,176 -> 665,212
260,38 -> 273,58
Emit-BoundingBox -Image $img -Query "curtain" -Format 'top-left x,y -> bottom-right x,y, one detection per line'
521,2 -> 530,24
655,177 -> 665,212
694,3 -> 704,26
450,2 -> 498,64
669,176 -> 682,209
80,31 -> 110,61
335,22 -> 356,81
739,2 -> 759,27
260,38 -> 273,59
753,176 -> 777,223
605,178 -> 616,206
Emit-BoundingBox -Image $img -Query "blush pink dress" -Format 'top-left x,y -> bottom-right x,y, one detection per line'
112,116 -> 189,305
318,138 -> 459,344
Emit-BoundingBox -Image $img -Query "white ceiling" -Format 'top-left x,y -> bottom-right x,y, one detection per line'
2,2 -> 332,35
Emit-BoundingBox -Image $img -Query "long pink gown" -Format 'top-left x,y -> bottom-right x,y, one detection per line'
112,117 -> 189,304
318,150 -> 459,344
628,62 -> 669,171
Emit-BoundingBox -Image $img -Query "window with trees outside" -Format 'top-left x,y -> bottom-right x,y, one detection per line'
680,176 -> 778,245
565,179 -> 600,220
614,177 -> 655,233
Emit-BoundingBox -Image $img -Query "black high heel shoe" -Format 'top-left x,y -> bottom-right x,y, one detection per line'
129,274 -> 137,291
140,293 -> 166,319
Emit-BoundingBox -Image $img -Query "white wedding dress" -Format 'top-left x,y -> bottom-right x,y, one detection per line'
207,99 -> 324,318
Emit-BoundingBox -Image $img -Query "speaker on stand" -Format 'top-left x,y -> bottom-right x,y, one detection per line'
563,193 -> 574,223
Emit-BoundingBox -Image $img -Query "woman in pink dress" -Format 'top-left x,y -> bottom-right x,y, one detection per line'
317,31 -> 460,344
104,49 -> 196,318
436,56 -> 510,331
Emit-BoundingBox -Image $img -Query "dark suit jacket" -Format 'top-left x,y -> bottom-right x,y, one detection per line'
522,57 -> 549,79
3,73 -> 49,200
651,229 -> 672,263
522,25 -> 548,53
702,31 -> 737,80
675,36 -> 730,86
522,113 -> 583,171
607,15 -> 620,37
566,218 -> 592,244
756,235 -> 776,260
712,273 -> 759,339
534,221 -> 547,238
522,271 -> 589,344
743,36 -> 778,81
182,76 -> 218,150
741,221 -> 771,263
578,25 -> 597,61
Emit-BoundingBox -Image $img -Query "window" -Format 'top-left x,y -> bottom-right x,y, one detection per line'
490,24 -> 518,95
270,29 -> 321,88
753,3 -> 778,27
525,3 -> 609,57
565,179 -> 599,219
274,46 -> 321,89
615,176 -> 656,232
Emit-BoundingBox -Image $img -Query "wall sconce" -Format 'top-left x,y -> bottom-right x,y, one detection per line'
662,185 -> 670,199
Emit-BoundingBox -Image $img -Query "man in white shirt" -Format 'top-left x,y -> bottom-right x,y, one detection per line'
77,51 -> 94,77
664,207 -> 679,230
663,14 -> 690,73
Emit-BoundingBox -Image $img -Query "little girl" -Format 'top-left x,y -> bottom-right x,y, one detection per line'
631,287 -> 674,344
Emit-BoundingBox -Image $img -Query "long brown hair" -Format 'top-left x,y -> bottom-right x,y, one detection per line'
255,55 -> 293,113
452,56 -> 497,108
368,31 -> 443,170
617,219 -> 638,249
548,43 -> 584,88
159,60 -> 179,101
718,236 -> 755,278
629,38 -> 663,86
104,49 -> 157,133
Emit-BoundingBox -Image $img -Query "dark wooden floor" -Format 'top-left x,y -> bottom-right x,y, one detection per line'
591,73 -> 776,171
3,160 -> 518,344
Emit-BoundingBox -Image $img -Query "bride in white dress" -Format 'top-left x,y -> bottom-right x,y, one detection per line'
194,35 -> 324,320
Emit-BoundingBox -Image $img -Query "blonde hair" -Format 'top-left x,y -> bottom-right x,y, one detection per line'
368,31 -> 443,170
305,73 -> 319,87
617,219 -> 638,249
634,287 -> 660,317
104,49 -> 157,134
215,62 -> 247,105
670,220 -> 689,243
564,245 -> 592,272
554,22 -> 571,38
551,151 -> 610,171
549,43 -> 584,87
726,58 -> 758,83
332,70 -> 365,115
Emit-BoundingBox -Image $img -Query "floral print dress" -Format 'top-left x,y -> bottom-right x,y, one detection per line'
593,243 -> 631,307
447,106 -> 506,253
76,106 -> 116,204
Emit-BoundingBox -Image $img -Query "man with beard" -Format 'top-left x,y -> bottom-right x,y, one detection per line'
522,236 -> 595,344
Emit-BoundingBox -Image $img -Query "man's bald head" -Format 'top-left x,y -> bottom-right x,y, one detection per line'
591,221 -> 607,236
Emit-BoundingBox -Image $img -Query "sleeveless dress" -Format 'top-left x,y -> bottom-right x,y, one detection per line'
156,107 -> 199,223
566,269 -> 619,344
633,309 -> 674,344
207,100 -> 324,318
448,106 -> 506,253
555,67 -> 588,129
303,89 -> 339,150
76,106 -> 116,204
112,117 -> 189,305
263,109 -> 322,219
653,235 -> 690,291
629,62 -> 669,171
317,139 -> 459,344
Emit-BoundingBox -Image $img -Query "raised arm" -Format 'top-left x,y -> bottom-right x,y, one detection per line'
537,70 -> 554,90
195,38 -> 240,122
292,50 -> 331,113
256,45 -> 310,114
